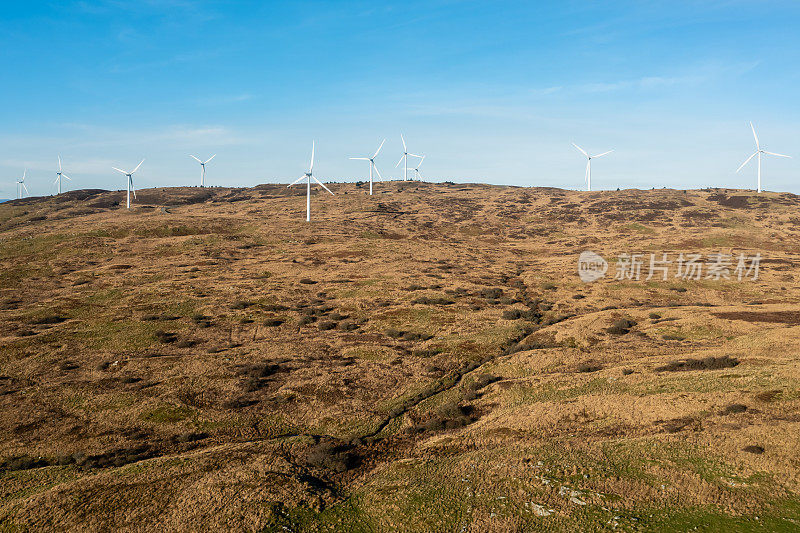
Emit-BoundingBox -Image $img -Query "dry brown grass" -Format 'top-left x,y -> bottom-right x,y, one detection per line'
1,184 -> 800,531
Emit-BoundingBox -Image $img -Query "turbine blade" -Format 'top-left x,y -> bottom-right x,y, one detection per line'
23,184 -> 29,195
408,153 -> 422,158
310,141 -> 315,172
131,177 -> 136,198
592,150 -> 614,158
736,152 -> 757,173
418,155 -> 425,168
112,167 -> 128,174
350,157 -> 369,160
205,154 -> 216,163
373,163 -> 382,180
401,134 -> 406,151
53,176 -> 60,185
763,151 -> 791,158
58,155 -> 62,171
288,175 -> 306,187
373,138 -> 386,158
189,154 -> 202,163
132,159 -> 144,173
395,155 -> 404,168
572,143 -> 588,157
750,122 -> 760,149
313,176 -> 335,195
63,174 -> 72,180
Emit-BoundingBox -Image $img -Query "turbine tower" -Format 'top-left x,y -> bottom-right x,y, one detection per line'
288,142 -> 334,222
572,143 -> 613,192
410,155 -> 425,181
189,154 -> 216,187
395,134 -> 421,181
54,156 -> 72,195
737,122 -> 791,193
112,160 -> 144,209
349,139 -> 385,195
16,169 -> 29,199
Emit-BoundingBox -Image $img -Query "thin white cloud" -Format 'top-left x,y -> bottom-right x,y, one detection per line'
0,157 -> 122,176
0,123 -> 249,175
59,124 -> 244,148
194,93 -> 256,105
580,75 -> 695,93
530,86 -> 563,96
576,61 -> 761,94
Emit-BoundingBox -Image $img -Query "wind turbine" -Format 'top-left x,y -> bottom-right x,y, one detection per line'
112,160 -> 144,209
288,142 -> 334,222
54,156 -> 72,195
737,122 -> 791,193
410,155 -> 425,181
17,169 -> 30,199
395,134 -> 421,181
349,139 -> 385,195
572,143 -> 613,192
189,154 -> 216,187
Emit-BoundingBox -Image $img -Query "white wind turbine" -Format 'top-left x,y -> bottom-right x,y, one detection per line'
410,155 -> 425,181
572,143 -> 613,191
17,169 -> 30,199
112,160 -> 144,209
349,139 -> 385,195
288,142 -> 334,222
737,122 -> 791,193
54,156 -> 72,195
395,134 -> 421,181
189,154 -> 216,187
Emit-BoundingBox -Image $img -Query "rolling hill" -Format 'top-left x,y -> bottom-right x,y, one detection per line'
1,182 -> 799,531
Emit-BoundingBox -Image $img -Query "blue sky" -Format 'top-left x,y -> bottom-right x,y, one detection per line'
2,0 -> 799,196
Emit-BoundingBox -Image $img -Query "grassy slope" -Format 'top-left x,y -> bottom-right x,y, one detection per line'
0,184 -> 799,531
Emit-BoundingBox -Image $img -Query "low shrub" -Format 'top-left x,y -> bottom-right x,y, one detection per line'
655,356 -> 739,372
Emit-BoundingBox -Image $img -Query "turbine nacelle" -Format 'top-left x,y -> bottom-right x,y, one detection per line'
572,143 -> 613,192
16,169 -> 29,198
736,122 -> 791,193
54,156 -> 72,193
289,142 -> 334,221
112,159 -> 144,208
410,155 -> 425,180
349,139 -> 386,194
189,154 -> 215,187
396,134 -> 423,180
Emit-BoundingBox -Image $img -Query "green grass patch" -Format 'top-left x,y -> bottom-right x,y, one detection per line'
82,227 -> 131,239
261,495 -> 377,532
342,345 -> 396,362
140,404 -> 194,424
604,500 -> 800,532
0,465 -> 83,506
508,377 -> 629,406
619,223 -> 656,234
72,318 -> 165,352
